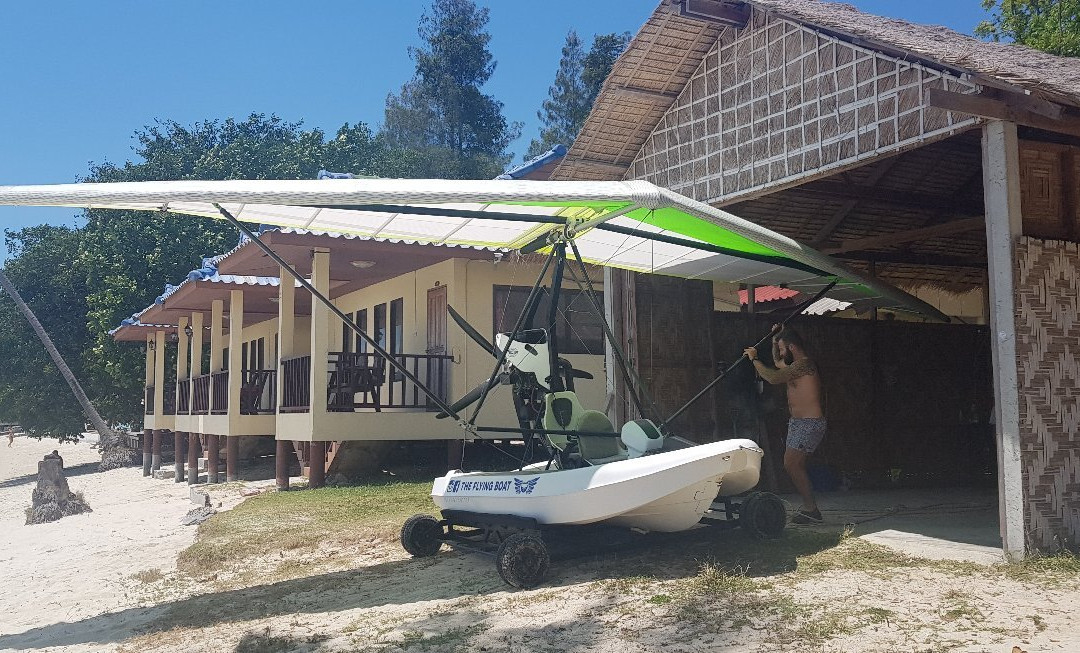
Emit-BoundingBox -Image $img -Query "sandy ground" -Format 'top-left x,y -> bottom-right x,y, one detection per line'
0,437 -> 1077,653
0,435 -> 252,652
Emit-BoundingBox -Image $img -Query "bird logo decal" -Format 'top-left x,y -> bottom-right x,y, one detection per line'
513,477 -> 539,495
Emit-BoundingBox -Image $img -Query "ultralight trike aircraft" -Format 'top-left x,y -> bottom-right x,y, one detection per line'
0,178 -> 945,587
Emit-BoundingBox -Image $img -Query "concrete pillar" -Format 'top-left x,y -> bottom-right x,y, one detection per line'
228,289 -> 244,418
206,433 -> 220,483
277,264 -> 296,412
142,428 -> 152,476
982,119 -> 1026,560
209,299 -> 224,374
174,431 -> 186,482
187,432 -> 201,485
190,311 -> 205,376
177,316 -> 189,413
276,439 -> 291,491
151,429 -> 163,471
226,435 -> 239,482
310,249 -> 330,420
153,330 -> 166,419
308,441 -> 326,489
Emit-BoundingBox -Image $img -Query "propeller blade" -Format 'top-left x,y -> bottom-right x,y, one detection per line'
435,374 -> 505,419
447,304 -> 496,357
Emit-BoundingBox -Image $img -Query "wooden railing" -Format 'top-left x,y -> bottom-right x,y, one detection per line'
211,371 -> 229,415
178,379 -> 191,415
326,352 -> 452,412
144,385 -> 154,415
281,356 -> 311,413
240,369 -> 277,415
192,374 -> 211,415
163,381 -> 176,415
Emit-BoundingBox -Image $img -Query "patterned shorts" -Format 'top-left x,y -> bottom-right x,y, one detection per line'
787,417 -> 827,454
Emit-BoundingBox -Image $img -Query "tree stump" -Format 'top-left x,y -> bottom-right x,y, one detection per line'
26,450 -> 92,524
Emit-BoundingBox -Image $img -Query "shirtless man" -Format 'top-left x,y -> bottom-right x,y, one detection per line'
745,326 -> 825,524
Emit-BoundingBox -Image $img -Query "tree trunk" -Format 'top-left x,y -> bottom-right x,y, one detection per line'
0,267 -> 131,469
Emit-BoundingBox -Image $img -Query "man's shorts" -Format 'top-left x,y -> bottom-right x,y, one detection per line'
787,417 -> 827,454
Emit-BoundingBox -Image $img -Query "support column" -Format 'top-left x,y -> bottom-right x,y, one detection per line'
277,264 -> 296,411
151,429 -> 163,471
142,428 -> 152,476
226,436 -> 239,482
228,289 -> 244,421
153,329 -> 166,428
209,299 -> 224,417
190,312 -> 205,377
308,441 -> 326,489
276,439 -> 291,491
206,433 -> 220,483
187,432 -> 201,485
982,120 -> 1026,560
174,431 -> 186,482
310,248 -> 331,421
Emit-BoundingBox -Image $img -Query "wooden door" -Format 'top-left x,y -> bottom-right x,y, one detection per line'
426,285 -> 448,403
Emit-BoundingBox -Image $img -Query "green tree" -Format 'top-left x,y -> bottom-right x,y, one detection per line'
0,114 -> 418,438
976,0 -> 1080,56
0,226 -> 94,440
526,31 -> 630,159
382,0 -> 522,178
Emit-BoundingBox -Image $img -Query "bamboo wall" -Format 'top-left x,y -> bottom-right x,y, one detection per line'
624,7 -> 979,204
1014,237 -> 1080,550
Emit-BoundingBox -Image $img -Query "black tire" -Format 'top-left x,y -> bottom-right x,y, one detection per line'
400,514 -> 443,557
740,492 -> 786,539
495,533 -> 549,589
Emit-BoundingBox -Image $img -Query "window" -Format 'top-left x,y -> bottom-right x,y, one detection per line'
341,312 -> 354,353
492,286 -> 604,355
355,309 -> 368,353
373,303 -> 387,351
390,298 -> 404,356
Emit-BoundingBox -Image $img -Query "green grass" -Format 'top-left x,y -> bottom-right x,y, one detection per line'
177,476 -> 436,578
1001,549 -> 1080,585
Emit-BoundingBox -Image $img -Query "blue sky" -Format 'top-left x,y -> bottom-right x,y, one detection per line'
0,1 -> 989,242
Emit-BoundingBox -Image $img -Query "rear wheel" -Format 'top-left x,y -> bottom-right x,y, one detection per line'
740,492 -> 786,539
495,533 -> 549,589
400,514 -> 443,557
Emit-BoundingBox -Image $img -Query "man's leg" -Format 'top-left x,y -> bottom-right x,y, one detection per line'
784,447 -> 817,512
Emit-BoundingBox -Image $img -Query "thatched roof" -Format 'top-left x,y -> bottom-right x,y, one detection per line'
553,0 -> 1080,182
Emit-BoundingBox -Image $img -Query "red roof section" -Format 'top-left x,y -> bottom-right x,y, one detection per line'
738,286 -> 800,304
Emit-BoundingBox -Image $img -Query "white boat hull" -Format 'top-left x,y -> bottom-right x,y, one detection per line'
432,439 -> 763,532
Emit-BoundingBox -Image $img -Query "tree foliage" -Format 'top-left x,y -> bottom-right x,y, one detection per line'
0,226 -> 92,439
382,0 -> 522,178
976,0 -> 1080,56
0,115 -> 419,437
526,31 -> 630,159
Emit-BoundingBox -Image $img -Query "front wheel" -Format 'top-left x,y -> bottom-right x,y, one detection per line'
495,533 -> 549,589
740,492 -> 786,539
400,514 -> 443,557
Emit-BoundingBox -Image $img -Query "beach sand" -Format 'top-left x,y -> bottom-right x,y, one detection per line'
0,435 -> 241,652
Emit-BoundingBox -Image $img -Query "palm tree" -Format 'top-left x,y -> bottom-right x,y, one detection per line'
0,267 -> 131,469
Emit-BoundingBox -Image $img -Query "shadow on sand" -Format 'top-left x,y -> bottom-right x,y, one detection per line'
0,524 -> 845,650
0,461 -> 102,490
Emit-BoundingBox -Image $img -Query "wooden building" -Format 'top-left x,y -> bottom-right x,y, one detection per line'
553,0 -> 1080,555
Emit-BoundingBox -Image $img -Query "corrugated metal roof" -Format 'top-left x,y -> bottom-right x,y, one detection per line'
738,286 -> 800,304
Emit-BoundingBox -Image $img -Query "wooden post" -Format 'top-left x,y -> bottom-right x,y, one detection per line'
187,432 -> 200,485
982,120 -> 1026,560
275,439 -> 291,491
308,441 -> 326,489
225,436 -> 239,482
447,440 -> 464,471
142,427 -> 152,476
174,431 -> 186,482
151,429 -> 163,472
228,289 -> 243,423
190,311 -> 205,377
206,433 -> 220,483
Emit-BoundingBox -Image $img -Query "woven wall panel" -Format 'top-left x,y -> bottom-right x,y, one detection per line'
625,7 -> 979,205
1015,236 -> 1080,550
